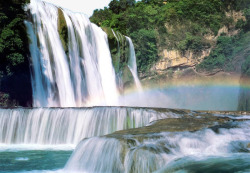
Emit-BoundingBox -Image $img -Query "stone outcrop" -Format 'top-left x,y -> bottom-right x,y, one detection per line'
226,10 -> 246,23
152,49 -> 211,71
107,109 -> 248,136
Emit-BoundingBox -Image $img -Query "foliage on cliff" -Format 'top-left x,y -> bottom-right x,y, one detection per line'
197,31 -> 250,73
0,0 -> 32,106
90,0 -> 244,73
197,1 -> 250,73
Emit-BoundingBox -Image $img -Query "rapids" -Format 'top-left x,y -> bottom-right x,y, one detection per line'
0,107 -> 173,145
0,0 -> 249,172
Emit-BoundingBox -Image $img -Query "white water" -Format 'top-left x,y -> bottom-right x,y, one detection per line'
65,120 -> 250,173
25,21 -> 48,107
0,107 -> 174,145
126,36 -> 143,91
65,137 -> 123,172
27,0 -> 118,107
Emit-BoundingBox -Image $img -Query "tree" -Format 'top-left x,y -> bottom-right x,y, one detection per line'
0,0 -> 32,106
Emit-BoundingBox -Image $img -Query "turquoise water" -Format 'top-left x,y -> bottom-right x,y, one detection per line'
0,107 -> 249,172
157,154 -> 250,173
0,148 -> 72,173
1,150 -> 249,172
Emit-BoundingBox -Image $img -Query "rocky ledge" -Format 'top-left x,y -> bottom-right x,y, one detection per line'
107,110 -> 249,138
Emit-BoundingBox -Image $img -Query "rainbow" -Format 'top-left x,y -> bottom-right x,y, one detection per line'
123,74 -> 250,95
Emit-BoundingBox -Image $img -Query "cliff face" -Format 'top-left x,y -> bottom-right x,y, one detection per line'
135,9 -> 250,111
152,49 -> 211,72
144,10 -> 246,79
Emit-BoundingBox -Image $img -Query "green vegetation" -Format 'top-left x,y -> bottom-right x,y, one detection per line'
103,27 -> 129,73
242,55 -> 250,76
90,0 -> 243,73
197,35 -> 234,71
197,32 -> 250,72
0,0 -> 31,106
58,8 -> 68,54
130,29 -> 157,72
102,27 -> 135,87
196,0 -> 250,73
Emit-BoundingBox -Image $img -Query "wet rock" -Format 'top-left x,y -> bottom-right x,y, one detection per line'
108,117 -> 231,136
105,108 -> 249,137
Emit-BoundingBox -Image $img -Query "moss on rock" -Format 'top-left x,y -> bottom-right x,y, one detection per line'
57,8 -> 68,54
103,27 -> 129,72
106,109 -> 249,137
102,27 -> 135,89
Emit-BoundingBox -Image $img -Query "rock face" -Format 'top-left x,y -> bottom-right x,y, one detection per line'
152,49 -> 211,71
109,117 -> 231,135
226,10 -> 246,23
143,10 -> 246,79
108,109 -> 248,136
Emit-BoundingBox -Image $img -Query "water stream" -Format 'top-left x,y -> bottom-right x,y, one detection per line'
27,0 -> 118,107
0,107 -> 172,145
126,36 -> 142,91
0,0 -> 248,172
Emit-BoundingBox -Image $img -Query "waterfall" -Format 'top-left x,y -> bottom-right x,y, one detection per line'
65,137 -> 124,172
126,37 -> 143,91
26,0 -> 118,107
65,137 -> 166,173
25,21 -> 49,107
111,29 -> 142,91
0,107 -> 174,145
65,120 -> 250,173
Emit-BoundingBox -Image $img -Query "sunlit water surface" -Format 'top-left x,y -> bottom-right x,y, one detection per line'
0,145 -> 73,173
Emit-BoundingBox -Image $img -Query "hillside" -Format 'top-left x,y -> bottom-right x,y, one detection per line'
90,0 -> 250,78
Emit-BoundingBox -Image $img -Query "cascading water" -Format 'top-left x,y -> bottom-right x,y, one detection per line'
65,120 -> 250,173
65,137 -> 124,172
26,0 -> 119,107
2,0 -> 248,172
0,107 -> 174,145
111,29 -> 142,91
126,36 -> 143,91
